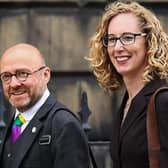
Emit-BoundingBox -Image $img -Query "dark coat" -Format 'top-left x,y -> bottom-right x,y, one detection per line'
0,95 -> 90,168
110,79 -> 168,168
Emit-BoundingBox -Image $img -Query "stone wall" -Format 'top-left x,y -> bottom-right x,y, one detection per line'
0,1 -> 168,167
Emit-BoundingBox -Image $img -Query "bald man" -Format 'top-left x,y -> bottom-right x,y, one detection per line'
0,43 -> 90,168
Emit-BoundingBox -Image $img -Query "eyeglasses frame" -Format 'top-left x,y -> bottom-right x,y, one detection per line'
0,66 -> 46,84
102,32 -> 147,47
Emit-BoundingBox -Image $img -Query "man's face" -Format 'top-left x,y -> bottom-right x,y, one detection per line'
0,45 -> 50,112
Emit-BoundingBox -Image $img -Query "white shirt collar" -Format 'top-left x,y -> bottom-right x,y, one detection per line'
15,89 -> 50,121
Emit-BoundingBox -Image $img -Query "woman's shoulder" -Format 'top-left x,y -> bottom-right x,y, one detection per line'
155,86 -> 168,106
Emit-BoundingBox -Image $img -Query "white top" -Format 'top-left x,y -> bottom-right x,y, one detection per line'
14,89 -> 50,133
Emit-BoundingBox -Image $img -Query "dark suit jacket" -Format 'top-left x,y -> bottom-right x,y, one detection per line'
110,79 -> 168,168
0,95 -> 90,168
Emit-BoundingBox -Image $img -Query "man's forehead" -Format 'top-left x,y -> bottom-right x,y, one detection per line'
1,49 -> 41,64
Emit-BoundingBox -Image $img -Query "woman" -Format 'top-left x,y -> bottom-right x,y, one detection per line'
87,1 -> 168,168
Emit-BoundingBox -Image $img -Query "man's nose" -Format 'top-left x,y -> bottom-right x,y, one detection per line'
10,76 -> 21,86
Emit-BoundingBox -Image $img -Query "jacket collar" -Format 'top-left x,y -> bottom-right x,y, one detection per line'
0,94 -> 57,167
120,78 -> 167,139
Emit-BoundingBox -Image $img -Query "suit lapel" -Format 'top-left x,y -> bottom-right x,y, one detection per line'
11,95 -> 57,168
12,117 -> 42,168
119,79 -> 166,140
120,93 -> 147,139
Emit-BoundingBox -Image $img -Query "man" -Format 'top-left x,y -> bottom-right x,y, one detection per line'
0,43 -> 90,168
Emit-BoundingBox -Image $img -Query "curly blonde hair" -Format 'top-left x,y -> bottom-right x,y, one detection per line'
87,1 -> 168,93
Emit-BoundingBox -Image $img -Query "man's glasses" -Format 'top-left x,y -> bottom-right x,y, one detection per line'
0,66 -> 46,84
102,32 -> 146,47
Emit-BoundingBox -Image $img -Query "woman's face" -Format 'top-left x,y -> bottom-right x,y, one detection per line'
107,13 -> 147,78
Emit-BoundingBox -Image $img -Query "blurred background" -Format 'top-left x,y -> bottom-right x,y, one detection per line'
0,0 -> 168,167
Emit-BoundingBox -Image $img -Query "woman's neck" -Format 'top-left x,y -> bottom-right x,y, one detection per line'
124,75 -> 147,101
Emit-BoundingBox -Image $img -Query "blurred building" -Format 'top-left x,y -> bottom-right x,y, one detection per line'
0,0 -> 168,167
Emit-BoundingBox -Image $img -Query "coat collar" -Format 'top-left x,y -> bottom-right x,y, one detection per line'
0,94 -> 57,167
119,79 -> 167,139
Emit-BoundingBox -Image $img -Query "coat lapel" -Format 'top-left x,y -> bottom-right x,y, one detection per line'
120,93 -> 147,139
10,95 -> 56,168
12,117 -> 42,168
119,79 -> 167,140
